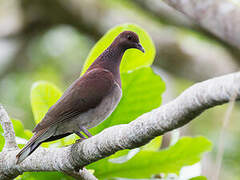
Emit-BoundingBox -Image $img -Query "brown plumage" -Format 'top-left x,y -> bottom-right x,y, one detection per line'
16,31 -> 144,164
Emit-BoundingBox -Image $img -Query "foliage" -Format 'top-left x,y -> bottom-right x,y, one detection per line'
12,119 -> 33,140
87,136 -> 211,179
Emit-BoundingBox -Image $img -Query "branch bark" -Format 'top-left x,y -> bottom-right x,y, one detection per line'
0,72 -> 240,179
0,105 -> 17,151
162,0 -> 240,49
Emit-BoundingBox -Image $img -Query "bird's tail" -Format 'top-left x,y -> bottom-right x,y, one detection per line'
16,129 -> 48,164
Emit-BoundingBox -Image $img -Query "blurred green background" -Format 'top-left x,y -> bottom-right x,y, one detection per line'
0,0 -> 240,179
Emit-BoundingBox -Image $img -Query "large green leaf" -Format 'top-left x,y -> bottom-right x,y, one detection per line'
81,23 -> 155,75
90,67 -> 165,135
31,81 -> 62,124
88,136 -> 212,179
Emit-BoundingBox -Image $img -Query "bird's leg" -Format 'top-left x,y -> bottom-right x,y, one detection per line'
75,131 -> 86,139
74,131 -> 87,143
79,126 -> 93,138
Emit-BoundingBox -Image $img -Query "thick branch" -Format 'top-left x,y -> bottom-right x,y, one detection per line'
1,72 -> 240,179
0,105 -> 17,151
162,0 -> 240,49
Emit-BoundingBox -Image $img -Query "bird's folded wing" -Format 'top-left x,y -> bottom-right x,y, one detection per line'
33,68 -> 115,133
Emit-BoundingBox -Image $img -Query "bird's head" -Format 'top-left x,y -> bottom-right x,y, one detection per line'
114,31 -> 145,53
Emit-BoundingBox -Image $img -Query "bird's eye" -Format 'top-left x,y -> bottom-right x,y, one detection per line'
127,35 -> 132,40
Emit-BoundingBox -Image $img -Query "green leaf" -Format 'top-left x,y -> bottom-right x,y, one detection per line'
190,176 -> 207,180
16,172 -> 73,180
12,119 -> 33,148
142,136 -> 162,151
90,67 -> 165,135
12,119 -> 32,140
31,81 -> 62,124
81,23 -> 155,75
88,136 -> 212,179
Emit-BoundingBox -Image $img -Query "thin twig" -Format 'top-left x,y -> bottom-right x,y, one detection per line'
78,168 -> 97,180
213,93 -> 237,180
0,104 -> 18,151
162,0 -> 240,49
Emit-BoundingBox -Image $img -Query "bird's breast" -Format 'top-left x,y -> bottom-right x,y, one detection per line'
76,82 -> 122,129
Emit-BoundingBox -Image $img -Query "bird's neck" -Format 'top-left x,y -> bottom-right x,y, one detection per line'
88,44 -> 125,87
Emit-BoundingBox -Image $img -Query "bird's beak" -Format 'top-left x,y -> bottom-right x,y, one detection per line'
136,43 -> 145,53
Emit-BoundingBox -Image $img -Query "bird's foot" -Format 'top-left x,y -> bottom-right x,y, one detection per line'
74,131 -> 87,144
75,138 -> 85,143
75,131 -> 86,138
79,126 -> 93,138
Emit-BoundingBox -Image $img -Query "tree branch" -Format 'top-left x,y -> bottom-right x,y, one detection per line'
1,72 -> 240,179
162,0 -> 240,49
133,0 -> 196,28
0,105 -> 18,151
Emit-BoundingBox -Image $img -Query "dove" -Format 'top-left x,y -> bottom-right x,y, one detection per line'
16,31 -> 144,164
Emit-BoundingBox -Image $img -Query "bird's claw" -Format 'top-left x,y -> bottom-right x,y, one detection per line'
75,138 -> 86,143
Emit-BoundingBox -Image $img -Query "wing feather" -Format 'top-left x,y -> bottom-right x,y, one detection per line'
33,68 -> 115,133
